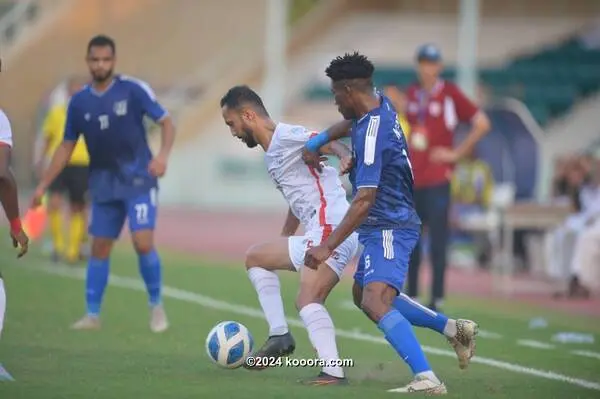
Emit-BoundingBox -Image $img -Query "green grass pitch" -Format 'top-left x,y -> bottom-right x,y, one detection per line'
0,242 -> 599,398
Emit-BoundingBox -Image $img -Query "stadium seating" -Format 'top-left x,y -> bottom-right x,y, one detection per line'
303,37 -> 600,127
0,1 -> 38,44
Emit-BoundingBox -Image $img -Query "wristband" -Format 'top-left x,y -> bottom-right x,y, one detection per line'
9,218 -> 22,234
305,131 -> 330,152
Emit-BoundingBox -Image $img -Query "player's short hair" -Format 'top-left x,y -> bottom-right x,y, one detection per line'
325,51 -> 375,90
87,35 -> 116,55
220,85 -> 269,116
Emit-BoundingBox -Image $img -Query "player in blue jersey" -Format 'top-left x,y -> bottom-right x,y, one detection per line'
32,35 -> 175,333
303,53 -> 478,394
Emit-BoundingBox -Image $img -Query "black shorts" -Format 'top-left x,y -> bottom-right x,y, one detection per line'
48,165 -> 89,205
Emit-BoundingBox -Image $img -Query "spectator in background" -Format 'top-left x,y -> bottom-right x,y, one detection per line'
551,156 -> 571,201
450,148 -> 494,268
404,44 -> 490,311
569,158 -> 600,294
546,154 -> 598,298
382,84 -> 411,140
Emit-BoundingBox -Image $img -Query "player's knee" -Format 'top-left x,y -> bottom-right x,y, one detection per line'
91,239 -> 113,259
360,285 -> 388,322
132,231 -> 154,255
70,203 -> 85,213
48,194 -> 62,211
295,287 -> 325,311
134,242 -> 154,256
244,245 -> 263,270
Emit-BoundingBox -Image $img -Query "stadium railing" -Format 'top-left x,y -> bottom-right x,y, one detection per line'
0,0 -> 40,50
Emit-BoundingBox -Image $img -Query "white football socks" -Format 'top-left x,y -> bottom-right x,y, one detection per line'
247,267 -> 288,336
0,278 -> 5,339
416,370 -> 442,385
443,319 -> 457,338
299,303 -> 344,378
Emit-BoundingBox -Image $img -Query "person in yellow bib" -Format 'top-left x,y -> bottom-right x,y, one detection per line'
38,77 -> 90,263
383,84 -> 411,140
450,148 -> 495,268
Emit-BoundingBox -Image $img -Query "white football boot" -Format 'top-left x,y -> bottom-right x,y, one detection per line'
448,319 -> 479,369
387,376 -> 447,394
150,304 -> 169,333
71,315 -> 101,330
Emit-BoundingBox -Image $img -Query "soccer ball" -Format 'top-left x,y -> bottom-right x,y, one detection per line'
205,321 -> 254,369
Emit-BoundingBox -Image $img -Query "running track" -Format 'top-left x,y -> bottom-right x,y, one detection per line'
150,207 -> 600,317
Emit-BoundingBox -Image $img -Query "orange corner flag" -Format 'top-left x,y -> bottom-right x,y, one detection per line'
22,195 -> 47,241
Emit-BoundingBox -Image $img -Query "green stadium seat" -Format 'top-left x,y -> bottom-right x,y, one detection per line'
526,102 -> 550,126
302,35 -> 600,124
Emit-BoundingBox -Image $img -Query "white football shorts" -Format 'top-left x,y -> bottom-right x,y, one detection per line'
288,227 -> 359,278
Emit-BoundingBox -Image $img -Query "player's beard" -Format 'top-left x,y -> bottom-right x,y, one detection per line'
92,68 -> 113,83
244,136 -> 258,148
339,107 -> 355,120
243,128 -> 258,148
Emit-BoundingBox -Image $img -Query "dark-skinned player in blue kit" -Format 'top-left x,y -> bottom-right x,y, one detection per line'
32,35 -> 176,333
303,52 -> 478,394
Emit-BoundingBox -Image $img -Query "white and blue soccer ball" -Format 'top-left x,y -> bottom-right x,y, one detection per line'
205,321 -> 254,369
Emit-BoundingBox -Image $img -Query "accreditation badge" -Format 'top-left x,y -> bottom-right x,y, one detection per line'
411,126 -> 429,151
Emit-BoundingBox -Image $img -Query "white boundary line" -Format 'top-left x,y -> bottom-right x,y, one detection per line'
571,350 -> 600,361
25,263 -> 600,392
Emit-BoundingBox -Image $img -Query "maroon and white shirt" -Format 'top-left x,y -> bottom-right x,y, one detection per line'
0,109 -> 12,147
405,80 -> 479,188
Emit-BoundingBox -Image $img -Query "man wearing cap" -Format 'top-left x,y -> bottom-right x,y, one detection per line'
405,44 -> 491,311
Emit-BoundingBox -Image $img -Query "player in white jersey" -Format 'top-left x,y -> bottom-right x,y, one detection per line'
221,85 -> 359,385
0,104 -> 29,381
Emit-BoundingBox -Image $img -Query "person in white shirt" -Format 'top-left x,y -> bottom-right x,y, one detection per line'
547,157 -> 599,297
569,159 -> 600,294
220,85 -> 358,385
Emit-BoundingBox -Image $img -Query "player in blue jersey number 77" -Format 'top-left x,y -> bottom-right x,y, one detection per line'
32,35 -> 176,333
303,52 -> 478,394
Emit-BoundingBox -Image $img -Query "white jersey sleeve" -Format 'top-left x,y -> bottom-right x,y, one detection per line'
265,123 -> 350,231
276,124 -> 316,145
0,110 -> 13,147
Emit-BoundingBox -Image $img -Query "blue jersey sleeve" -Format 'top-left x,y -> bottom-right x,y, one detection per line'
129,78 -> 168,122
63,99 -> 81,142
355,115 -> 387,189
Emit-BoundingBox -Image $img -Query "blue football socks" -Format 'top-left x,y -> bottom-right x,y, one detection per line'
86,257 -> 110,317
393,293 -> 448,334
138,249 -> 162,307
378,309 -> 432,375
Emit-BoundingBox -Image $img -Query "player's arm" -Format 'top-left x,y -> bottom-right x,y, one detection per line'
36,103 -> 78,192
281,207 -> 300,237
304,120 -> 352,153
34,109 -> 55,175
324,116 -> 384,251
132,80 -> 176,160
450,84 -> 490,160
0,144 -> 20,227
319,140 -> 351,158
155,114 -> 175,160
303,120 -> 352,171
320,140 -> 353,175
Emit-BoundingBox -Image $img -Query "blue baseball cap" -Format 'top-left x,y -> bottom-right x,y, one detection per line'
416,44 -> 442,62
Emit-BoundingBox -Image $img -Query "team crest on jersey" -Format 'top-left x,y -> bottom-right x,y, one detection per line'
113,100 -> 128,116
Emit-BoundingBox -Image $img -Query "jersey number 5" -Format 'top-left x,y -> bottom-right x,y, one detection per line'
98,114 -> 109,130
